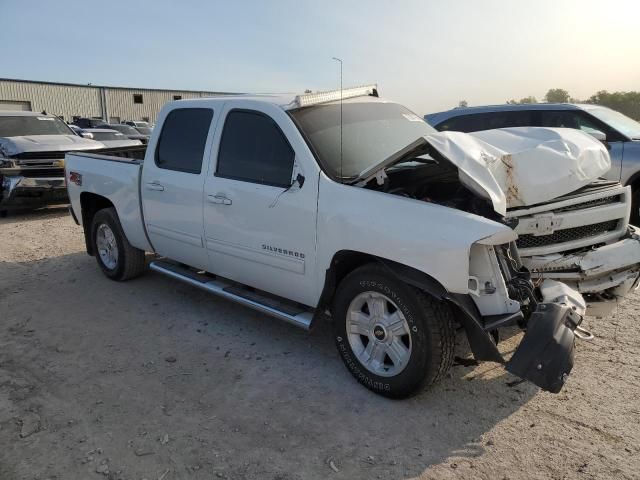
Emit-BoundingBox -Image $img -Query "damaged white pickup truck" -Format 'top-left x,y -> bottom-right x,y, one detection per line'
65,86 -> 638,398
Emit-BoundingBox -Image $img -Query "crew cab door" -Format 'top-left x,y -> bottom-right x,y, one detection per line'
203,102 -> 319,306
141,107 -> 216,270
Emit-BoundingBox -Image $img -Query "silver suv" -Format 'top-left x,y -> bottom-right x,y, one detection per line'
425,104 -> 640,222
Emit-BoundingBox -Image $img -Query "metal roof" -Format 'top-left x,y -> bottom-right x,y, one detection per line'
0,110 -> 55,117
0,77 -> 237,95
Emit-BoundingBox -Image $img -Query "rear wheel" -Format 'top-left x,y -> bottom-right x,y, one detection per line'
332,264 -> 455,398
91,208 -> 146,281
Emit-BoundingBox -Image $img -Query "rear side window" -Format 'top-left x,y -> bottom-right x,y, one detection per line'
155,108 -> 213,174
538,111 -> 581,129
438,111 -> 534,132
216,110 -> 294,187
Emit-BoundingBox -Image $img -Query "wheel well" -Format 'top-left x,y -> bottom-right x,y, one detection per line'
80,192 -> 114,255
316,250 -> 447,313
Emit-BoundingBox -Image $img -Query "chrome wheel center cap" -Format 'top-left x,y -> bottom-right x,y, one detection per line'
373,324 -> 387,341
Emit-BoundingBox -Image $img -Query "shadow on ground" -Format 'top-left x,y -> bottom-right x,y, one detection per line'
0,205 -> 70,225
0,250 -> 538,480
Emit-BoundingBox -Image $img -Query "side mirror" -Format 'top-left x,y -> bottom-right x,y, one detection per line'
80,132 -> 94,139
588,130 -> 607,142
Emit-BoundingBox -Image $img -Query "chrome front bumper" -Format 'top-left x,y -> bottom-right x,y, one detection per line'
521,228 -> 640,317
0,175 -> 68,209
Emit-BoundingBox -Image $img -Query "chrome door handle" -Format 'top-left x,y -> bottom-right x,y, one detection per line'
145,182 -> 165,191
208,194 -> 232,205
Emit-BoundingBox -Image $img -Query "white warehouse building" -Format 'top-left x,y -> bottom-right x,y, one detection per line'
0,78 -> 233,124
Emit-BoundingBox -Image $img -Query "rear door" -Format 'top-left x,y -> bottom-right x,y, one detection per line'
203,101 -> 319,306
141,107 -> 216,270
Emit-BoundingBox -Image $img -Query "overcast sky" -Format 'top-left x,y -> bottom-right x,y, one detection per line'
1,0 -> 638,114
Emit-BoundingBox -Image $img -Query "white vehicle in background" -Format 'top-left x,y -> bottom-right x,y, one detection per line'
81,129 -> 143,148
123,120 -> 152,129
65,86 -> 637,398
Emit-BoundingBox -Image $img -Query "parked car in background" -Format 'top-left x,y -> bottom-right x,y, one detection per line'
72,117 -> 108,129
133,125 -> 153,136
81,129 -> 143,148
68,124 -> 95,139
123,120 -> 151,129
425,103 -> 640,222
99,123 -> 150,144
0,111 -> 104,214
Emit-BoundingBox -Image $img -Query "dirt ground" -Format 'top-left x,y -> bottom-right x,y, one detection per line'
0,208 -> 639,480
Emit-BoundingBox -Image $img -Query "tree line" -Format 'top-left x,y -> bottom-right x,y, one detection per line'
458,89 -> 640,120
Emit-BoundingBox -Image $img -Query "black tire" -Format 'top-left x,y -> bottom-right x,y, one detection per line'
631,188 -> 640,226
91,207 -> 146,281
332,264 -> 455,398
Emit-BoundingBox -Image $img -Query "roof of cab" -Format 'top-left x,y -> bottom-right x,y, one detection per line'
167,85 -> 380,111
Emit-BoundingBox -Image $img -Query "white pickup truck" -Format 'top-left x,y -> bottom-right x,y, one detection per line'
66,86 -> 637,398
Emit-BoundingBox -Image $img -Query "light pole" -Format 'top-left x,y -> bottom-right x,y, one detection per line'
332,57 -> 343,181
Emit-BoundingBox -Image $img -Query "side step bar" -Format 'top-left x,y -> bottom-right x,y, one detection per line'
149,260 -> 314,330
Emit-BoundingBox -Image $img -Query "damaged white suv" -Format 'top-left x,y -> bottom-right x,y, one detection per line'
65,86 -> 638,398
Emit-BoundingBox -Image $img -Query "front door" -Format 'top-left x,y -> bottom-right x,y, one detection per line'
141,107 -> 216,270
203,102 -> 319,306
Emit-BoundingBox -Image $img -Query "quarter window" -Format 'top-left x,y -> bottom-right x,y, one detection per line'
216,110 -> 295,187
155,108 -> 213,174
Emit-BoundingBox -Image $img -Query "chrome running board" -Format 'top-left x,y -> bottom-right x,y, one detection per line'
149,260 -> 313,330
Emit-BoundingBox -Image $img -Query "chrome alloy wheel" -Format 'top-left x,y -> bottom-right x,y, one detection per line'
346,291 -> 412,377
96,223 -> 119,270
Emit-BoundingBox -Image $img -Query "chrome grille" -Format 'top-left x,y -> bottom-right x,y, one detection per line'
553,195 -> 621,213
516,220 -> 619,249
20,168 -> 65,178
13,151 -> 66,161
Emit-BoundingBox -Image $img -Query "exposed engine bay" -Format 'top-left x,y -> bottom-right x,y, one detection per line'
363,146 -> 503,222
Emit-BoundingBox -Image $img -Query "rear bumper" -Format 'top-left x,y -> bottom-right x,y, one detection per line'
0,175 -> 68,210
521,227 -> 640,317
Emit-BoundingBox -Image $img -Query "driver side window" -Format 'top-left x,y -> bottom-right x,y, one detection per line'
216,110 -> 295,187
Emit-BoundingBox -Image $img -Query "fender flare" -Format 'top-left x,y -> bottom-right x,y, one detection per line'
318,252 -> 504,363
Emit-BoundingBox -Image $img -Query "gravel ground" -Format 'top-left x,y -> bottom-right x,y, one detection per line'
0,208 -> 639,480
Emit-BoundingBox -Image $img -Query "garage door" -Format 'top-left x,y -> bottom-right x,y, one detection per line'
0,100 -> 32,111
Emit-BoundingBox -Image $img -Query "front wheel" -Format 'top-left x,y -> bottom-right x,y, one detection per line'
332,264 -> 455,398
91,208 -> 146,281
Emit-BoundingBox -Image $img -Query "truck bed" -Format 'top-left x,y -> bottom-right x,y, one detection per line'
65,146 -> 152,252
67,144 -> 147,163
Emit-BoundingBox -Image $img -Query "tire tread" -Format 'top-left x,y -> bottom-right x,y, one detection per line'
92,208 -> 146,281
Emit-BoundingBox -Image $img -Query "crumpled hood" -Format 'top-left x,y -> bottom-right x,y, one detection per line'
424,127 -> 611,216
0,135 -> 105,156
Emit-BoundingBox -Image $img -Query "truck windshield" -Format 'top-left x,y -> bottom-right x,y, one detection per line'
0,115 -> 74,137
290,99 -> 436,179
587,107 -> 640,140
